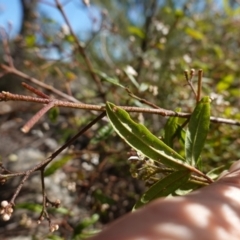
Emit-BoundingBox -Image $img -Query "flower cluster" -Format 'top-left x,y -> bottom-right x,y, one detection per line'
50,223 -> 59,233
0,201 -> 14,221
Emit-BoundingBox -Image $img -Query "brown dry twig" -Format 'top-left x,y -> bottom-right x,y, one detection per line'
184,69 -> 197,100
54,0 -> 104,97
0,63 -> 79,103
0,29 -> 14,68
0,90 -> 240,128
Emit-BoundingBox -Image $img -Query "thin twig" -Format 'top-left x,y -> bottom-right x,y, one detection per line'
0,29 -> 14,68
54,0 -> 104,96
0,64 -> 79,103
22,82 -> 50,99
45,111 -> 106,162
38,169 -> 51,224
21,102 -> 55,133
197,69 -> 203,102
126,88 -> 160,109
1,91 -> 240,126
10,170 -> 32,205
184,69 -> 197,99
4,112 -> 106,206
172,118 -> 190,141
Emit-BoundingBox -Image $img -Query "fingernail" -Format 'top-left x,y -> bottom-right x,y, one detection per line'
229,160 -> 240,172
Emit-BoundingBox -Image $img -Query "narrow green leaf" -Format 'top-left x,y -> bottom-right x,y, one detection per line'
91,124 -> 114,144
139,82 -> 149,92
93,189 -> 115,205
217,74 -> 234,91
185,28 -> 204,40
177,125 -> 186,145
16,203 -> 42,213
73,214 -> 99,238
123,66 -> 139,89
185,96 -> 211,166
164,108 -> 181,148
106,102 -> 193,171
206,162 -> 233,180
128,26 -> 145,39
44,155 -> 72,176
134,170 -> 191,209
16,203 -> 71,215
94,70 -> 125,88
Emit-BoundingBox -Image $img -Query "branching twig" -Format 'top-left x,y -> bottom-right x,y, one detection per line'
22,82 -> 50,99
126,88 -> 161,109
184,69 -> 197,99
0,112 -> 105,224
0,64 -> 79,103
1,91 -> 239,126
21,101 -> 55,133
9,170 -> 32,205
54,0 -> 104,96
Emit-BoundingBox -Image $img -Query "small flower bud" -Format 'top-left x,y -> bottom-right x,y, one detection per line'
1,201 -> 8,208
50,224 -> 59,233
55,224 -> 59,231
0,178 -> 7,184
8,207 -> 13,214
54,199 -> 61,207
2,213 -> 11,221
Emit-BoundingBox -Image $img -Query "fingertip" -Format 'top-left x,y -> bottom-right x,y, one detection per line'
229,160 -> 240,172
218,170 -> 229,179
218,160 -> 240,180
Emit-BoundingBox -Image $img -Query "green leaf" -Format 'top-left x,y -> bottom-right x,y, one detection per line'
213,45 -> 224,60
185,97 -> 211,166
134,170 -> 191,209
139,82 -> 149,92
176,125 -> 186,145
217,74 -> 234,91
106,102 -> 193,171
16,203 -> 71,215
65,34 -> 75,43
73,214 -> 99,238
175,9 -> 184,17
44,155 -> 72,176
128,26 -> 145,39
16,203 -> 42,213
93,189 -> 115,205
94,70 -> 125,88
91,124 -> 114,144
25,35 -> 36,47
185,28 -> 204,40
206,162 -> 233,180
123,65 -> 139,89
48,107 -> 59,123
164,108 -> 181,148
